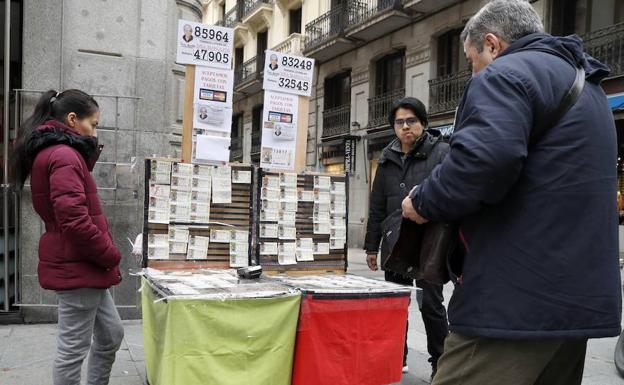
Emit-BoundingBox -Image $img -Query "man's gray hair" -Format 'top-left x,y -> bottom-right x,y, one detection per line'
461,0 -> 544,52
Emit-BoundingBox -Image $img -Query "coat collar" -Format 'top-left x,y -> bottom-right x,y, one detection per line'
30,120 -> 102,171
378,131 -> 439,166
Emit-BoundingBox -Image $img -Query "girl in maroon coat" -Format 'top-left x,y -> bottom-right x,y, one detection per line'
12,89 -> 124,385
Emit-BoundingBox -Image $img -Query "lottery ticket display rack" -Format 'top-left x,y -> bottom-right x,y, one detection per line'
142,158 -> 256,270
141,159 -> 349,274
255,170 -> 349,274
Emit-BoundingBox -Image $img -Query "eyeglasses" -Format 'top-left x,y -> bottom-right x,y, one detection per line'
394,117 -> 420,127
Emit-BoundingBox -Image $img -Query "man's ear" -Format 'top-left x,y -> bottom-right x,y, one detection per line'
484,33 -> 508,57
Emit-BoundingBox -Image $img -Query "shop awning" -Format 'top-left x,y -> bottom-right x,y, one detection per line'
430,124 -> 455,137
317,137 -> 345,147
608,93 -> 624,111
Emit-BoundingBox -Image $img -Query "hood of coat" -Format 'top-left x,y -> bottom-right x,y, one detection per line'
498,32 -> 610,84
29,120 -> 102,171
378,130 -> 442,166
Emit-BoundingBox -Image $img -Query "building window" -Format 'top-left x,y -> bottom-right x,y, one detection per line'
257,30 -> 268,68
323,71 -> 351,138
230,113 -> 243,161
324,71 -> 351,109
374,50 -> 405,96
251,105 -> 263,164
232,113 -> 243,139
368,51 -> 405,129
436,28 -> 467,77
235,47 -> 244,70
551,0 -> 624,36
290,7 -> 302,35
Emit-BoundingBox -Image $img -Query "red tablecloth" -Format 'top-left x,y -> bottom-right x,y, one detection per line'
291,294 -> 410,385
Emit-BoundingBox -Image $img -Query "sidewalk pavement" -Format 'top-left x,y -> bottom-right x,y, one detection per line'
0,248 -> 622,385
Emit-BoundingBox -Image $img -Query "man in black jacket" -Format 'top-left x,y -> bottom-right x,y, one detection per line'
402,1 -> 622,384
365,97 -> 449,379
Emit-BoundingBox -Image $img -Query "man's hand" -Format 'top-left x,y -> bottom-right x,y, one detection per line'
402,196 -> 429,224
366,253 -> 378,271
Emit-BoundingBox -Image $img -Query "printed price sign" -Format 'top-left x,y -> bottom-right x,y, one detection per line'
176,20 -> 233,69
263,50 -> 314,97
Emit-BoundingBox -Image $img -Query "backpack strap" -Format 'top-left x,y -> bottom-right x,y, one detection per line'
529,66 -> 585,146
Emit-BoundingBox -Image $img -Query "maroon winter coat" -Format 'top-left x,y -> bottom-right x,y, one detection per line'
29,120 -> 121,290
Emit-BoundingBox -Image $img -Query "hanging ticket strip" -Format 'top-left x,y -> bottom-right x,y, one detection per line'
143,159 -> 348,273
143,158 -> 254,270
256,170 -> 348,273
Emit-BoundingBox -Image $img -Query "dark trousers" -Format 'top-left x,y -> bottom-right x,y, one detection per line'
385,271 -> 449,367
432,332 -> 587,385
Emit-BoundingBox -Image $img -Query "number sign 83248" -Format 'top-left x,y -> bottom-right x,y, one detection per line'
281,57 -> 313,71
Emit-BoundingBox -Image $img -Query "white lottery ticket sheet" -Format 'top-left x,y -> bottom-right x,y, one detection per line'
211,166 -> 232,204
148,209 -> 169,224
278,225 -> 297,240
193,164 -> 213,179
150,184 -> 170,199
314,176 -> 331,190
260,242 -> 278,255
261,188 -> 280,201
210,229 -> 232,243
280,201 -> 298,212
170,203 -> 191,222
278,242 -> 297,265
231,230 -> 248,243
151,160 -> 172,184
298,190 -> 314,202
262,176 -> 280,189
168,226 -> 190,243
331,181 -> 346,193
313,211 -> 330,223
260,224 -> 279,238
313,242 -> 330,255
330,238 -> 346,250
171,175 -> 193,191
280,188 -> 298,202
169,242 -> 188,255
192,177 -> 212,190
279,173 -> 297,188
187,236 -> 209,259
297,238 -> 314,251
191,189 -> 211,203
171,189 -> 192,204
330,227 -> 347,239
278,211 -> 297,224
262,199 -> 279,211
191,202 -> 210,223
314,190 -> 330,204
260,210 -> 279,222
232,169 -> 252,184
172,162 -> 194,177
314,222 -> 330,235
331,201 -> 347,215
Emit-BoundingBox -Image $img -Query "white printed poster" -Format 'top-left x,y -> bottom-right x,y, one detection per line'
194,134 -> 231,165
193,66 -> 234,133
260,91 -> 299,170
176,20 -> 233,69
263,50 -> 314,97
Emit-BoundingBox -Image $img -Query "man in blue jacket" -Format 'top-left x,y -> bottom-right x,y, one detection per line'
401,0 -> 622,384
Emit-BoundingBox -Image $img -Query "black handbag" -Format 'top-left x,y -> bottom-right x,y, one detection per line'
381,209 -> 457,284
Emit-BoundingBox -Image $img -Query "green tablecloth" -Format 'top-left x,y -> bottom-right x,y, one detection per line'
141,278 -> 302,385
